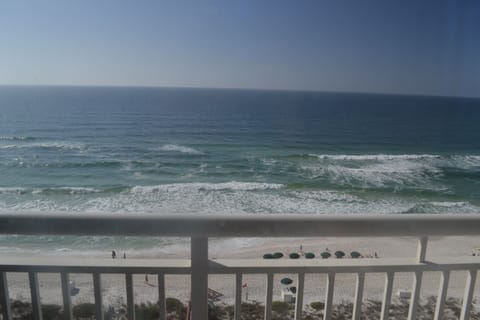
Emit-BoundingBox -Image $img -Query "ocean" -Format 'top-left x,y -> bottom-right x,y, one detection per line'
1,86 -> 479,255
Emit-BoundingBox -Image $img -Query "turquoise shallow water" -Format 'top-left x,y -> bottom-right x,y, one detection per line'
0,86 -> 479,253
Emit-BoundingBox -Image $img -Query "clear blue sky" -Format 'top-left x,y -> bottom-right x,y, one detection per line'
1,0 -> 479,97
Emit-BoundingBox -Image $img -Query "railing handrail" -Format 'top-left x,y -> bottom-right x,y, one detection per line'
1,213 -> 480,237
2,213 -> 480,320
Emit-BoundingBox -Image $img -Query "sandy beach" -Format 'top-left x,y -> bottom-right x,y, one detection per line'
5,235 -> 480,310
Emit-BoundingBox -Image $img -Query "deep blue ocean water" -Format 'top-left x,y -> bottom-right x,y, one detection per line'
1,86 -> 479,253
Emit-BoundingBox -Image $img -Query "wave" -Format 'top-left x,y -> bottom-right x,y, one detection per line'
299,153 -> 480,191
300,162 -> 442,191
403,201 -> 478,214
306,153 -> 480,168
0,135 -> 36,141
0,187 -> 101,195
156,144 -> 203,155
307,154 -> 441,161
37,187 -> 101,195
1,182 -> 479,217
0,142 -> 86,151
131,181 -> 285,193
0,187 -> 28,195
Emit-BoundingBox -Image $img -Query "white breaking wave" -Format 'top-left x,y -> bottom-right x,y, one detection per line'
0,142 -> 86,151
131,182 -> 285,193
429,201 -> 470,207
0,184 -> 417,215
308,154 -> 441,161
0,136 -> 32,141
448,155 -> 480,169
157,144 -> 203,155
36,187 -> 101,195
0,187 -> 101,195
307,153 -> 480,168
301,162 -> 442,190
301,153 -> 480,190
404,201 -> 478,214
1,183 -> 479,218
0,187 -> 28,195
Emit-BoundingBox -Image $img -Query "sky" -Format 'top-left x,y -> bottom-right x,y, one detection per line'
0,0 -> 479,97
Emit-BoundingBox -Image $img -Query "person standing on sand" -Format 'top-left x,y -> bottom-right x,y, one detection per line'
112,250 -> 116,259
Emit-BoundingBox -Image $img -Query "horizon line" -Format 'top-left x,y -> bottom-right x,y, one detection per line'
0,83 -> 478,100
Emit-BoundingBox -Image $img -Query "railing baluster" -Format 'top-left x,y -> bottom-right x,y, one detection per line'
60,272 -> 73,320
352,272 -> 365,320
191,236 -> 208,320
29,272 -> 42,320
0,272 -> 11,320
433,270 -> 450,320
125,273 -> 135,320
460,269 -> 477,320
407,271 -> 423,320
264,273 -> 273,320
380,272 -> 394,320
294,273 -> 305,320
324,272 -> 335,320
235,273 -> 242,320
93,273 -> 103,320
158,273 -> 166,320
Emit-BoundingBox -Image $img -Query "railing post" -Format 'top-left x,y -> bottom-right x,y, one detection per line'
460,269 -> 477,320
324,272 -> 335,320
158,273 -> 166,320
235,273 -> 242,320
380,272 -> 394,320
0,272 -> 11,320
60,272 -> 73,320
93,273 -> 103,320
191,237 -> 208,320
433,270 -> 450,320
417,237 -> 428,263
407,271 -> 423,320
125,273 -> 135,320
294,273 -> 305,320
29,272 -> 43,320
352,272 -> 365,320
264,273 -> 274,320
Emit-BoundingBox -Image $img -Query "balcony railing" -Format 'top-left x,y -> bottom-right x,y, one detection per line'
1,214 -> 480,320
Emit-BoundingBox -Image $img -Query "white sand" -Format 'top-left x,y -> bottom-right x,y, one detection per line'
6,236 -> 480,308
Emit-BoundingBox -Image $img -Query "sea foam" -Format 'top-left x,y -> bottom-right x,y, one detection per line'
299,153 -> 480,191
131,181 -> 285,193
307,154 -> 441,161
0,141 -> 86,151
0,136 -> 35,141
158,144 -> 203,155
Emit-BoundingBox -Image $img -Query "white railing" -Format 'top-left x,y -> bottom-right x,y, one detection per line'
1,213 -> 480,320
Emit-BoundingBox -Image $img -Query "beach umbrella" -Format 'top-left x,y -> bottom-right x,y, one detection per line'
305,252 -> 315,259
334,251 -> 345,259
320,251 -> 331,259
273,252 -> 284,259
289,253 -> 300,259
263,253 -> 274,259
280,277 -> 293,285
350,251 -> 361,259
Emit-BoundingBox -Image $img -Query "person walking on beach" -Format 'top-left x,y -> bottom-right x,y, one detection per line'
112,250 -> 116,259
